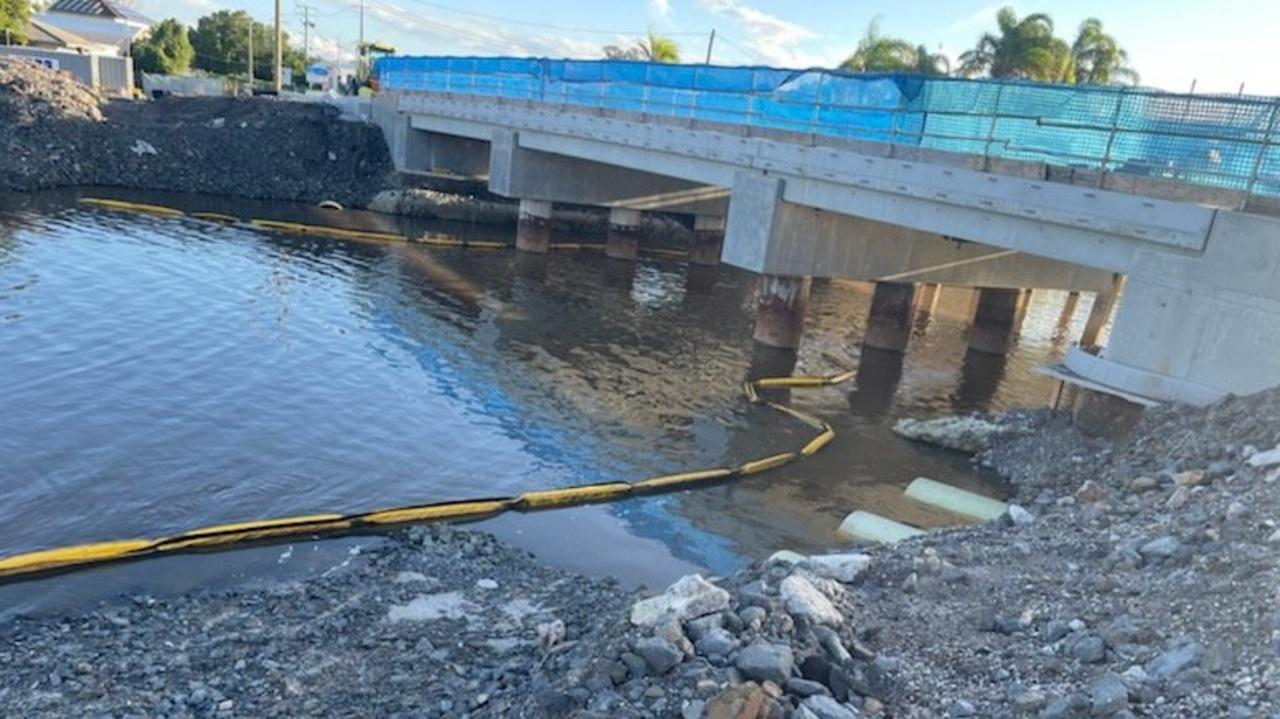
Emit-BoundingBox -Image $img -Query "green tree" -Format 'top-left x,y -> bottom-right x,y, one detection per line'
957,7 -> 1062,81
1070,18 -> 1137,85
189,9 -> 306,85
840,20 -> 948,75
0,0 -> 32,45
841,19 -> 916,72
131,18 -> 194,76
603,28 -> 680,63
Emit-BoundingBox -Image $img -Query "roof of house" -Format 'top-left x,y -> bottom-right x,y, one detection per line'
46,0 -> 153,25
23,16 -> 97,50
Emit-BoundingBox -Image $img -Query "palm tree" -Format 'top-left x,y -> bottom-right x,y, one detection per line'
604,29 -> 680,64
841,19 -> 948,75
957,7 -> 1061,80
1071,18 -> 1138,85
912,44 -> 951,76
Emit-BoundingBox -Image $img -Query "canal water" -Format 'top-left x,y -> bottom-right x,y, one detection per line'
0,190 -> 1095,617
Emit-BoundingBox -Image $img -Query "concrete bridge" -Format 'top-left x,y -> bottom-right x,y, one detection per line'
368,57 -> 1280,413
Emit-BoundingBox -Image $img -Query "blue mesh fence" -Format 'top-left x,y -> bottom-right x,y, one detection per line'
376,56 -> 1280,197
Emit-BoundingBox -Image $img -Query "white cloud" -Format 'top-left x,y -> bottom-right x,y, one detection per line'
695,0 -> 822,67
944,3 -> 1005,35
360,0 -> 600,58
650,0 -> 672,18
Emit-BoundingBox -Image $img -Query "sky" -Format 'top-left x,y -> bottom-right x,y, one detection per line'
131,0 -> 1280,95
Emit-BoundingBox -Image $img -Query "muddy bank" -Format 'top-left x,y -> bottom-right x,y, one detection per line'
3,385 -> 1278,718
1,60 -> 392,208
0,59 -> 692,242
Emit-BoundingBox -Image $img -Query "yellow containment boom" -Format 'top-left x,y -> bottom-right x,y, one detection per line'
0,198 -> 864,584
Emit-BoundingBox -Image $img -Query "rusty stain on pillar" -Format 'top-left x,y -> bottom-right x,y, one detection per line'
516,199 -> 552,254
863,281 -> 918,352
605,208 -> 642,261
754,275 -> 811,349
1080,274 -> 1127,349
689,214 -> 726,266
968,287 -> 1029,355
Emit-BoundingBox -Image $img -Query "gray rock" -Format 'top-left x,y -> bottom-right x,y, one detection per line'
739,606 -> 767,628
784,678 -> 830,698
1146,641 -> 1202,679
1007,504 -> 1035,526
1138,536 -> 1181,559
950,699 -> 978,717
736,642 -> 794,685
1040,694 -> 1089,719
685,613 -> 724,642
1089,673 -> 1128,716
1068,634 -> 1107,664
635,637 -> 683,675
801,694 -> 859,719
694,628 -> 738,658
620,652 -> 647,680
803,554 -> 872,583
780,575 -> 843,626
1013,688 -> 1047,712
631,575 -> 731,627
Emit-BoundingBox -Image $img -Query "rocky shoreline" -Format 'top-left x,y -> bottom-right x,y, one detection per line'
3,385 -> 1278,718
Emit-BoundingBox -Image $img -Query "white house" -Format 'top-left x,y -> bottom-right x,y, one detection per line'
36,0 -> 153,57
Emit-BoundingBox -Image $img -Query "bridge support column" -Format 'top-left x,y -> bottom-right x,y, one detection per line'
754,275 -> 811,349
689,215 -> 726,266
1080,274 -> 1126,349
516,199 -> 552,254
1056,291 -> 1081,335
914,283 -> 941,320
968,287 -> 1031,355
863,281 -> 917,352
606,208 -> 642,261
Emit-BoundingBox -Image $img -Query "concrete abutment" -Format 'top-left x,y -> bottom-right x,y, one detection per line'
516,199 -> 552,254
605,208 -> 642,261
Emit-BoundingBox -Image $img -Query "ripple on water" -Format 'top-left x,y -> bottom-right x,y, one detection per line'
0,194 -> 1069,612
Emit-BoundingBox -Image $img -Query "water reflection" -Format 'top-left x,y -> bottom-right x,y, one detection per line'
0,189 -> 1078,613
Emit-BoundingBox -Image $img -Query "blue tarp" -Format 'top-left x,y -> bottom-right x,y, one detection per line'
375,56 -> 1280,197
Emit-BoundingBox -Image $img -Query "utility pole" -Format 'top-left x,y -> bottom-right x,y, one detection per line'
358,0 -> 366,81
705,28 -> 716,64
247,20 -> 254,91
273,0 -> 283,93
302,5 -> 311,61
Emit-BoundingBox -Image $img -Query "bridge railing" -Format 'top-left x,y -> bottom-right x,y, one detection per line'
376,57 -> 1280,198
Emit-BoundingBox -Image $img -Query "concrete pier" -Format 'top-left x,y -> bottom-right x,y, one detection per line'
863,281 -> 918,352
1080,274 -> 1125,349
913,283 -> 942,323
689,215 -> 726,266
1056,291 -> 1081,337
516,199 -> 552,253
968,287 -> 1030,354
605,208 -> 642,261
754,275 -> 811,349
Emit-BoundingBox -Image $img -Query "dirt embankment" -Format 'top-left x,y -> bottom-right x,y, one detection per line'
0,59 -> 393,208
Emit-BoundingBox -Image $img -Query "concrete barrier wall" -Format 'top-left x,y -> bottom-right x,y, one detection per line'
1,48 -> 131,97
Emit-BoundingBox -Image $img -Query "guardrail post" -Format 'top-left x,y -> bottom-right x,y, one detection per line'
1097,87 -> 1125,187
1245,100 -> 1280,198
982,82 -> 1006,171
809,71 -> 826,143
